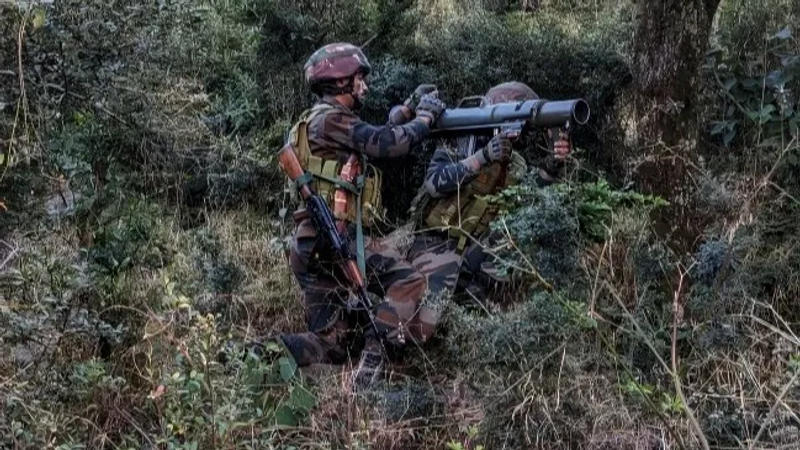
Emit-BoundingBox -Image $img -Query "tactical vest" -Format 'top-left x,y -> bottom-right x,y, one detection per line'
287,103 -> 384,227
423,149 -> 527,249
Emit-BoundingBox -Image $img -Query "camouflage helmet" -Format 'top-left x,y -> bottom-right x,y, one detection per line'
484,81 -> 539,105
304,43 -> 371,85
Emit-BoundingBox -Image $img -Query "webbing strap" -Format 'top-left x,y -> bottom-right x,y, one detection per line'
457,234 -> 468,252
295,172 -> 313,187
355,156 -> 368,277
356,193 -> 366,277
310,172 -> 359,194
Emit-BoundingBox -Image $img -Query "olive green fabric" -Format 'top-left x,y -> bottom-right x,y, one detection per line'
424,151 -> 526,249
288,104 -> 384,227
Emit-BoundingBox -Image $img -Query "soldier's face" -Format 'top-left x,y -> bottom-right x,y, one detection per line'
352,72 -> 369,103
335,72 -> 369,110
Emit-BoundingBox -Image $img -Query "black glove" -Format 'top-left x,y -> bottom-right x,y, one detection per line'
415,91 -> 445,122
478,132 -> 512,164
404,84 -> 437,110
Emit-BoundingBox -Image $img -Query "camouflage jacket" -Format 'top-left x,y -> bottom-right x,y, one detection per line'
422,136 -> 491,198
307,97 -> 431,162
422,134 -> 564,198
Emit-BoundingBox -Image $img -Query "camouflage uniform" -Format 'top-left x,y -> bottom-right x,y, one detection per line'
407,82 -> 566,340
406,136 -> 526,341
281,88 -> 440,367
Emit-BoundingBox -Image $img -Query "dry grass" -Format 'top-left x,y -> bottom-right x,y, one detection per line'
2,0 -> 800,447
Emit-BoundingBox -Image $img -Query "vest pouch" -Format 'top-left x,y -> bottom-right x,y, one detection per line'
348,163 -> 383,227
318,158 -> 340,203
286,103 -> 387,230
425,196 -> 456,229
424,150 -> 529,235
448,196 -> 489,240
424,182 -> 476,230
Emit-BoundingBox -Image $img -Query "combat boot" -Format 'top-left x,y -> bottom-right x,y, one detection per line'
352,337 -> 386,390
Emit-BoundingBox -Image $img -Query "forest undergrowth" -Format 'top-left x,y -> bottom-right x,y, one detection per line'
1,0 -> 799,448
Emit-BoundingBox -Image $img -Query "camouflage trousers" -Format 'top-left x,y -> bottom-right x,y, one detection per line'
281,217 -> 430,367
406,230 -> 508,341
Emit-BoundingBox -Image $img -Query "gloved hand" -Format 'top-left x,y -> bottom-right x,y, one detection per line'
404,84 -> 437,110
415,91 -> 445,122
550,128 -> 571,160
478,131 -> 512,164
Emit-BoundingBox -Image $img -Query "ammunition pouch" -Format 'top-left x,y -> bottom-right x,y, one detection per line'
288,104 -> 385,227
424,150 -> 526,250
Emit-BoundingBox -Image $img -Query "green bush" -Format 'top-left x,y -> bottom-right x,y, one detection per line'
392,6 -> 631,119
447,291 -> 586,367
156,315 -> 315,447
491,182 -> 580,283
87,198 -> 171,278
5,0 -> 800,448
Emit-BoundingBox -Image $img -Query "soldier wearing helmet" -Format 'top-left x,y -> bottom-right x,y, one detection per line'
404,81 -> 572,341
279,43 -> 445,389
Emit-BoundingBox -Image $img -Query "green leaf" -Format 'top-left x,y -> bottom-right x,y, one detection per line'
278,356 -> 297,382
759,104 -> 776,124
186,379 -> 202,393
274,405 -> 298,426
622,379 -> 654,397
31,8 -> 46,30
263,340 -> 282,354
790,118 -> 800,137
288,385 -> 315,413
789,354 -> 800,372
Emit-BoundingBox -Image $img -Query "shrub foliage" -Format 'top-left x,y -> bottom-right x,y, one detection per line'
1,0 -> 799,448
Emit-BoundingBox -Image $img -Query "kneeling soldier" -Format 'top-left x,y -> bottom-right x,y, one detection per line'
279,43 -> 445,388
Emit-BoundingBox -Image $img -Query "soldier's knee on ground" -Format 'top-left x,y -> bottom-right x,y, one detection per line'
281,327 -> 353,366
280,333 -> 324,367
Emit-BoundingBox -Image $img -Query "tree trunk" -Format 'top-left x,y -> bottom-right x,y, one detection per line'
630,0 -> 722,148
521,0 -> 539,12
622,0 -> 722,248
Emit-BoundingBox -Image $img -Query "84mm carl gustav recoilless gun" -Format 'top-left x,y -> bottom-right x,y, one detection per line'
433,98 -> 590,136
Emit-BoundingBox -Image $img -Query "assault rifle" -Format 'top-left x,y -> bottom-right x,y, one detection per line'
277,144 -> 380,334
433,98 -> 590,136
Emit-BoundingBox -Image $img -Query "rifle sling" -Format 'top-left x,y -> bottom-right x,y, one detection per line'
294,172 -> 314,188
309,172 -> 359,194
354,161 -> 367,278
